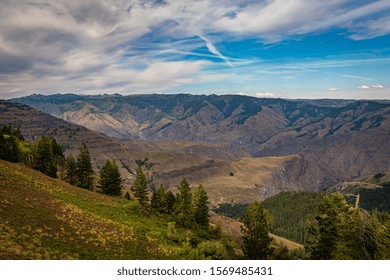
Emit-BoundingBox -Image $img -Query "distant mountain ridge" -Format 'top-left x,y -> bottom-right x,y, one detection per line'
2,99 -> 338,204
13,93 -> 390,181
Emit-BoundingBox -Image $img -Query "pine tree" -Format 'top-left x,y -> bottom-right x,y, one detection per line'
307,193 -> 347,260
151,190 -> 159,209
65,155 -> 77,185
241,201 -> 273,259
0,134 -> 20,163
131,168 -> 149,206
76,142 -> 94,190
307,193 -> 382,260
165,190 -> 176,214
192,184 -> 210,227
99,159 -> 122,196
151,184 -> 169,213
175,177 -> 194,227
34,135 -> 57,177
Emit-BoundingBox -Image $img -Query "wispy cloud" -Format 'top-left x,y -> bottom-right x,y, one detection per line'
214,0 -> 390,42
0,1 -> 389,98
198,35 -> 234,68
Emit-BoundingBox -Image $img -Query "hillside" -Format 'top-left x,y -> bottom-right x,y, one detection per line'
13,93 -> 390,182
0,99 -> 338,203
0,160 -> 239,259
0,160 -> 308,260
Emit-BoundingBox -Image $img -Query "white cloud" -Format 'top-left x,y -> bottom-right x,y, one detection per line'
0,1 -> 390,98
371,84 -> 384,89
214,0 -> 390,42
255,92 -> 274,98
348,15 -> 390,40
328,88 -> 338,91
358,85 -> 370,89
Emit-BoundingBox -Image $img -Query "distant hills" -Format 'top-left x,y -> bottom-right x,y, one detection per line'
13,93 -> 390,181
0,99 -> 336,204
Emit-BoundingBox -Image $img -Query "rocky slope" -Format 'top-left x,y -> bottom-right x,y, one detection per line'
1,99 -> 338,203
13,94 -> 390,180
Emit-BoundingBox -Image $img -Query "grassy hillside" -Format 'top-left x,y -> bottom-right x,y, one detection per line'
0,160 -> 234,260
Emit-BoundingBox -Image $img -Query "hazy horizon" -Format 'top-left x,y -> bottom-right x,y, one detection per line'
1,0 -> 389,100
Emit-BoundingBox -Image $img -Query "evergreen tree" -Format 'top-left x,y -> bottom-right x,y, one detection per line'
151,184 -> 170,213
0,134 -> 20,163
76,142 -> 94,190
307,193 -> 347,259
65,155 -> 77,185
99,159 -> 122,196
51,138 -> 65,178
151,190 -> 158,209
175,177 -> 194,228
307,193 -> 382,260
131,168 -> 149,206
241,201 -> 273,259
192,184 -> 210,227
34,135 -> 57,178
165,190 -> 176,214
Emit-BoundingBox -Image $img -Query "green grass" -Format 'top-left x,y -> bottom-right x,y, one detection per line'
0,160 -> 232,259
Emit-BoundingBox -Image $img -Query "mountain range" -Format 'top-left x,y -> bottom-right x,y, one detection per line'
3,94 -> 390,203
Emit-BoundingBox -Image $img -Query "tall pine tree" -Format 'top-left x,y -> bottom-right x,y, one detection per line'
151,184 -> 171,213
192,184 -> 210,227
241,201 -> 273,259
76,142 -> 94,190
175,177 -> 194,228
99,159 -> 122,196
165,190 -> 176,214
34,136 -> 57,178
65,155 -> 77,185
131,168 -> 149,206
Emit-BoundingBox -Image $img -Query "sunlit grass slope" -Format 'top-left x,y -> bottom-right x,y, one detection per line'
0,160 -> 227,260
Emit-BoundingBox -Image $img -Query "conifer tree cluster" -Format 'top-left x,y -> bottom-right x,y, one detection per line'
63,142 -> 123,195
34,136 -> 64,178
1,126 -> 65,178
149,177 -> 210,229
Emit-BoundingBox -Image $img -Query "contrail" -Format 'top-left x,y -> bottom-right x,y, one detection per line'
198,35 -> 234,68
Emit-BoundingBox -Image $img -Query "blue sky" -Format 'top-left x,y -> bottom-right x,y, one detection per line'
0,0 -> 389,99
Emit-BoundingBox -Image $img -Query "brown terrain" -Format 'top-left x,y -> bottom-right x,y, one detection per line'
2,94 -> 390,204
